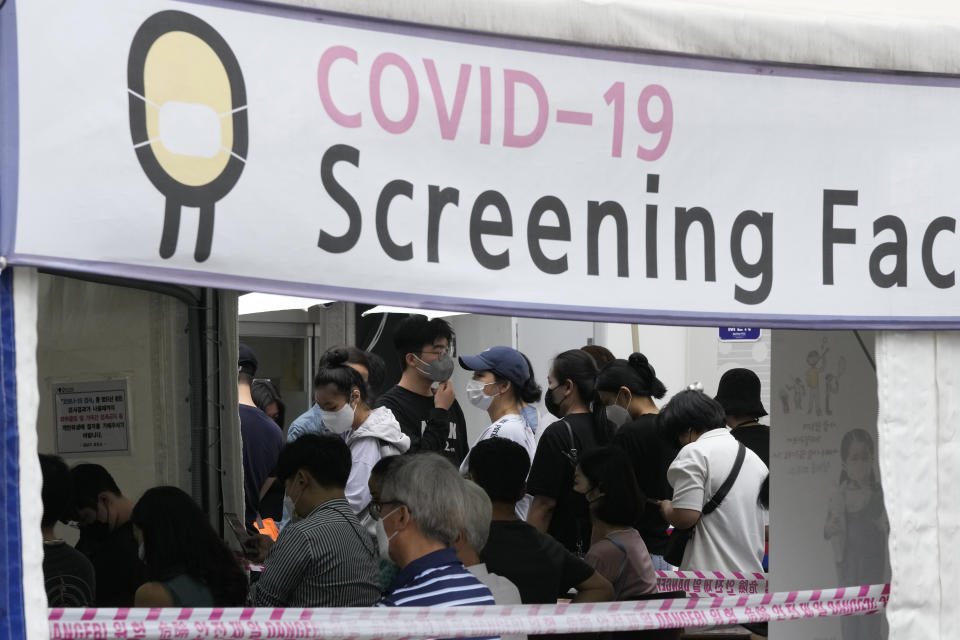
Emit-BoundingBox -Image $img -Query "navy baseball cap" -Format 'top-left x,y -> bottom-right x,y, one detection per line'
238,343 -> 258,372
459,346 -> 531,387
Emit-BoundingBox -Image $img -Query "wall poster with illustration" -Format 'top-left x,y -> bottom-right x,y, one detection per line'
770,330 -> 889,640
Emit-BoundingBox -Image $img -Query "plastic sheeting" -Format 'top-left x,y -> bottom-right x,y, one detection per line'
876,332 -> 960,640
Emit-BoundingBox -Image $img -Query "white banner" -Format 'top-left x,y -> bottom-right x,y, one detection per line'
5,0 -> 960,326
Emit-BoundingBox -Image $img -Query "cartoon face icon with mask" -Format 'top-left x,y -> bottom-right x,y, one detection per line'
128,10 -> 248,262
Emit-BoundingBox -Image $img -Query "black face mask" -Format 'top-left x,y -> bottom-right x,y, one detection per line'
544,385 -> 563,417
78,521 -> 110,542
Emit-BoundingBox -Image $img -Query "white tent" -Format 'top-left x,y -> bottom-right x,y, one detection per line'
2,0 -> 958,638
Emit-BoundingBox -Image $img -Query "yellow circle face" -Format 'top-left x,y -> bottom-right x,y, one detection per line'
144,31 -> 237,187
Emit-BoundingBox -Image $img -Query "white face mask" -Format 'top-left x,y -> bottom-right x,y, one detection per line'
284,481 -> 304,521
376,506 -> 401,559
283,495 -> 298,521
466,380 -> 500,411
322,400 -> 356,434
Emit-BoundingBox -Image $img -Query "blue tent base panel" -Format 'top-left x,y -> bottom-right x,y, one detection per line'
1,268 -> 26,638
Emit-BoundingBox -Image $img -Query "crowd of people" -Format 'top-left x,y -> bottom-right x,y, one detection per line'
40,314 -> 771,635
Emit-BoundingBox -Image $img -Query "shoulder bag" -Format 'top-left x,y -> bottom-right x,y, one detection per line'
663,442 -> 746,567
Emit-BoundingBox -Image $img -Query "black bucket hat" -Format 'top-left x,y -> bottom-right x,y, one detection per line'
714,368 -> 767,417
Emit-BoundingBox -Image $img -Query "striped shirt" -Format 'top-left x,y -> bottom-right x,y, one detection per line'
250,498 -> 379,607
379,548 -> 497,639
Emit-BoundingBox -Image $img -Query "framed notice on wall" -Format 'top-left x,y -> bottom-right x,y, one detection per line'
53,379 -> 130,454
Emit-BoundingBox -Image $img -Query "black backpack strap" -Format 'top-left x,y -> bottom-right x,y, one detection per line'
703,443 -> 746,515
561,419 -> 579,466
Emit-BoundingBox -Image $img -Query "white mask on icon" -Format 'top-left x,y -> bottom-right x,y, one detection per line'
157,100 -> 223,158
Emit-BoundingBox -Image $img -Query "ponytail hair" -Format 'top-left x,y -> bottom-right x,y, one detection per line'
596,352 -> 667,400
314,347 -> 368,404
517,352 -> 543,403
552,350 -> 613,444
491,351 -> 542,405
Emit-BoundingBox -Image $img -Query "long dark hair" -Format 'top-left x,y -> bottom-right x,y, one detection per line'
131,487 -> 248,606
553,349 -> 613,444
578,447 -> 644,526
251,378 -> 284,426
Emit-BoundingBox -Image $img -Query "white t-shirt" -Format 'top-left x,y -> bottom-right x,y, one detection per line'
460,413 -> 538,519
468,564 -> 525,640
667,428 -> 768,573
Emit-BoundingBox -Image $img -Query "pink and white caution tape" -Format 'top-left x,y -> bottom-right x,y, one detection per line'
655,570 -> 768,596
48,583 -> 888,639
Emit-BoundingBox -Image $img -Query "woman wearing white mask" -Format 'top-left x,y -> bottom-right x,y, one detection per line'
458,346 -> 541,519
313,348 -> 410,524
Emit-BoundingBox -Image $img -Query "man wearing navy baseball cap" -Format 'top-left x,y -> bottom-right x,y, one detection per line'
458,346 -> 541,519
238,343 -> 284,529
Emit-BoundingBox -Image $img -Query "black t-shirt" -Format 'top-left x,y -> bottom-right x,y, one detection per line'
75,520 -> 146,607
44,540 -> 96,607
526,413 -> 599,555
375,385 -> 468,465
731,424 -> 771,468
240,404 -> 284,525
611,414 -> 679,556
481,520 -> 595,604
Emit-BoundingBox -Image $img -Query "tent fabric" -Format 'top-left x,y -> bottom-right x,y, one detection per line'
876,331 -> 959,640
1,268 -> 26,639
14,268 -> 44,640
284,0 -> 960,73
219,292 -> 245,535
4,2 -> 956,638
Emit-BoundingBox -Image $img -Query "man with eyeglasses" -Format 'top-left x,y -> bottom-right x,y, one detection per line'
373,453 -> 496,639
376,315 -> 468,465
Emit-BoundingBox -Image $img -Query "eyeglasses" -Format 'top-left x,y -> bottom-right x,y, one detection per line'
419,348 -> 452,358
369,499 -> 406,520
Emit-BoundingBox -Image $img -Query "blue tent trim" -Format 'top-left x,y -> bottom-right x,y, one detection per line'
0,269 -> 26,638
